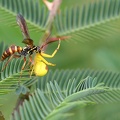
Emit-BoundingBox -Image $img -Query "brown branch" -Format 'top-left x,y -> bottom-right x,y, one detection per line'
40,0 -> 62,45
45,0 -> 62,30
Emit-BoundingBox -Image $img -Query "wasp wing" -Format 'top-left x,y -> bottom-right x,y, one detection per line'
17,14 -> 34,46
16,14 -> 30,39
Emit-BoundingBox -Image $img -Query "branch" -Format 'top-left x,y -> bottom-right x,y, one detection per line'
45,0 -> 62,29
40,0 -> 62,44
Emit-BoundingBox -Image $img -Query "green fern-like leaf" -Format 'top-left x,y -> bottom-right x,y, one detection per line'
35,69 -> 120,91
10,69 -> 120,120
55,0 -> 120,42
0,59 -> 37,95
0,0 -> 48,31
11,75 -> 107,120
0,68 -> 118,119
34,69 -> 120,104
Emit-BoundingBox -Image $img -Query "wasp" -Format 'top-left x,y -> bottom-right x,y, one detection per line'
0,14 -> 67,76
0,14 -> 38,72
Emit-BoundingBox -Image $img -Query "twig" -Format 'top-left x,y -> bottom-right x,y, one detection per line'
40,0 -> 62,45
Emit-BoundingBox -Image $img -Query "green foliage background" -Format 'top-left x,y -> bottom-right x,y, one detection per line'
0,0 -> 120,120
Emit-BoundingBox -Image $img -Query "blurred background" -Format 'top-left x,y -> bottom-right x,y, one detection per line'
1,0 -> 120,120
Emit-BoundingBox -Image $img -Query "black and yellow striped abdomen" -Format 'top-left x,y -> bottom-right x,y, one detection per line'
1,45 -> 22,61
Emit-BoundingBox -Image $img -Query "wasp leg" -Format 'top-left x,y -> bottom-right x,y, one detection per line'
13,55 -> 26,71
41,40 -> 61,58
30,65 -> 34,78
13,55 -> 21,58
20,57 -> 27,79
0,55 -> 14,72
23,55 -> 34,78
26,55 -> 34,77
11,54 -> 22,84
1,54 -> 21,72
13,55 -> 22,84
25,55 -> 33,69
22,57 -> 27,70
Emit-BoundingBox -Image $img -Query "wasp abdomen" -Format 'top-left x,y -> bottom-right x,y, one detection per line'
1,45 -> 22,61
